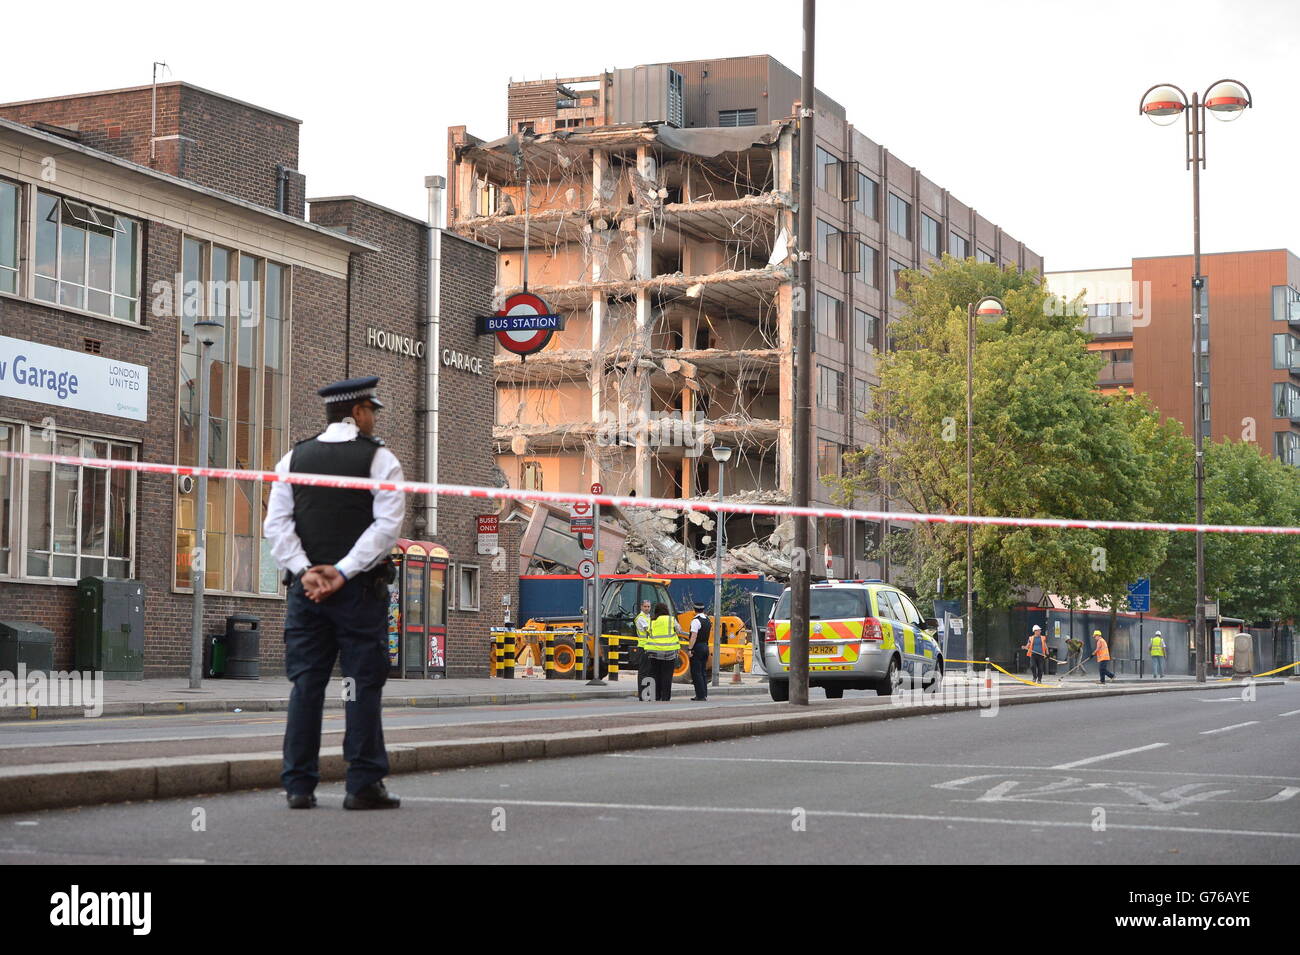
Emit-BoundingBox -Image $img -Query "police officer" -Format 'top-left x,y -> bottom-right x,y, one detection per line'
688,601 -> 711,702
634,599 -> 653,701
264,376 -> 404,810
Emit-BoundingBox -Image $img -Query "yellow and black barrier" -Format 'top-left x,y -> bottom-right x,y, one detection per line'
490,628 -> 518,679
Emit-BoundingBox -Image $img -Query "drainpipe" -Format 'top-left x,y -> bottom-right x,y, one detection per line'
425,175 -> 445,538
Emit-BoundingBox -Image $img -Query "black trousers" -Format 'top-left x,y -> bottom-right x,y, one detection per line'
1029,654 -> 1045,682
282,574 -> 389,796
651,656 -> 676,701
690,647 -> 709,699
634,648 -> 653,701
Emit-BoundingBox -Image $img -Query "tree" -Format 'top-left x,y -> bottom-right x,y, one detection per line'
1150,440 -> 1300,624
832,255 -> 1189,614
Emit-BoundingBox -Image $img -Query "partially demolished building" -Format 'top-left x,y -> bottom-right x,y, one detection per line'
448,55 -> 1042,580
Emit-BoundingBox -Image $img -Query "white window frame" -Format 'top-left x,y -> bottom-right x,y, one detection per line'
0,178 -> 19,295
7,421 -> 139,584
458,562 -> 480,612
32,189 -> 142,324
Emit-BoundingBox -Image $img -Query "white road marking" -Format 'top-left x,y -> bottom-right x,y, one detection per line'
1278,709 -> 1300,717
380,794 -> 1300,840
607,753 -> 1300,782
1052,742 -> 1168,769
1199,721 -> 1260,735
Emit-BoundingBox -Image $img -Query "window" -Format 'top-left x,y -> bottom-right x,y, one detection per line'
34,191 -> 140,321
815,146 -> 839,194
816,291 -> 844,340
10,425 -> 136,581
816,219 -> 836,264
174,239 -> 290,595
858,242 -> 878,287
817,365 -> 845,412
977,248 -> 996,264
921,214 -> 941,258
854,377 -> 870,414
719,108 -> 757,127
0,180 -> 17,294
855,173 -> 878,219
949,232 -> 969,260
1274,382 -> 1300,420
854,308 -> 877,350
889,259 -> 910,299
1273,333 -> 1300,370
817,438 -> 844,483
887,194 -> 911,240
1272,285 -> 1300,323
1276,432 -> 1300,467
458,564 -> 481,611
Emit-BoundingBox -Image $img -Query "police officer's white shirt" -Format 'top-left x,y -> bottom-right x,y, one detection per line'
262,420 -> 405,580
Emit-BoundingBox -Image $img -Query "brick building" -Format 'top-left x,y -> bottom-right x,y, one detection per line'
0,81 -> 510,678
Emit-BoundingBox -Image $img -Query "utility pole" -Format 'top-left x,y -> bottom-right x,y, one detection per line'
790,0 -> 815,705
190,319 -> 221,689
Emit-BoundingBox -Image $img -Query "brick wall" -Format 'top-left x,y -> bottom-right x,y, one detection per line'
307,198 -> 511,677
0,83 -> 302,216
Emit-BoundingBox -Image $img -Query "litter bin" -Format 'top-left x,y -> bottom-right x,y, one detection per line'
1047,649 -> 1059,676
0,620 -> 55,674
205,634 -> 228,678
222,615 -> 261,680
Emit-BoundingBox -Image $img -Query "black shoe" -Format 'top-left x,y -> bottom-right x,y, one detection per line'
286,792 -> 317,809
690,697 -> 707,702
343,782 -> 401,810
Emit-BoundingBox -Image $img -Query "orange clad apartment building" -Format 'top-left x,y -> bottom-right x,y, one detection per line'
1048,249 -> 1300,466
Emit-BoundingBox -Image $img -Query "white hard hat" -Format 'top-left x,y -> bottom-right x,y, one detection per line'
1032,624 -> 1041,631
1154,629 -> 1162,635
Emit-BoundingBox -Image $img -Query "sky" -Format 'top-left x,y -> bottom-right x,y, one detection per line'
3,0 -> 1298,271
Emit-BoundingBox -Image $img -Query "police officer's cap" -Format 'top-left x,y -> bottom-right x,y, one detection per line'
693,601 -> 707,611
318,375 -> 385,409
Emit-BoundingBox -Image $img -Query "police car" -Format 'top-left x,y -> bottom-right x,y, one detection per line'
760,580 -> 943,702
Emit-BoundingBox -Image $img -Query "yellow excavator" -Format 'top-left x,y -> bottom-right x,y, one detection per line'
520,576 -> 751,680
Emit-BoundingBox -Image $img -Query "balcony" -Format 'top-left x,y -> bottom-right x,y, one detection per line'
1098,360 -> 1134,386
1289,353 -> 1300,379
1082,315 -> 1133,339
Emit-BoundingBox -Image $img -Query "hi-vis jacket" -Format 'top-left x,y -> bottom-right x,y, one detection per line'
644,615 -> 681,654
1150,635 -> 1166,657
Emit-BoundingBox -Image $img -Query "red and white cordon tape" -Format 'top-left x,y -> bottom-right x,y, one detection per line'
2,449 -> 1299,537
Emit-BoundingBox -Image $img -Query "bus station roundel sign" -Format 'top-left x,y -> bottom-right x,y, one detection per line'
497,292 -> 557,356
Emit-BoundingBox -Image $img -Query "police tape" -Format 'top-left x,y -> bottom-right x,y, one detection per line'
2,448 -> 1300,537
1215,662 -> 1300,681
948,659 -> 1047,688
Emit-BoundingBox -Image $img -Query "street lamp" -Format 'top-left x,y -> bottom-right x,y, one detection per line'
965,295 -> 1005,675
1139,79 -> 1252,684
711,443 -> 732,687
190,318 -> 223,689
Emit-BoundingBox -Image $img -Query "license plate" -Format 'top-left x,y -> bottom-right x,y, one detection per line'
810,643 -> 838,655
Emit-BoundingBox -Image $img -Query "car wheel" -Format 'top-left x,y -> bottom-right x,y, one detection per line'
876,656 -> 903,696
924,659 -> 944,693
769,679 -> 790,702
824,686 -> 844,699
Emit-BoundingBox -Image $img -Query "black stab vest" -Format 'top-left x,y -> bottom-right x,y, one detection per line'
289,434 -> 381,566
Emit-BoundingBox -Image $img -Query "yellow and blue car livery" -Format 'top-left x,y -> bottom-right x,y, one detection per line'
763,581 -> 942,699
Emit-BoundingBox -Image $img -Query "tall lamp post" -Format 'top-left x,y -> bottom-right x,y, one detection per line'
1139,79 -> 1252,684
190,317 -> 223,689
965,296 -> 1005,673
711,444 -> 732,687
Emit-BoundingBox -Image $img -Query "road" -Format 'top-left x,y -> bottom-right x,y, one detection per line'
1,681 -> 1295,864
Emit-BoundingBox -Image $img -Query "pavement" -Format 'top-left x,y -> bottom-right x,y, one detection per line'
1,679 -> 1294,864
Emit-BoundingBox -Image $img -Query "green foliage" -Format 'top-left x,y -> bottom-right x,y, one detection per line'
1150,441 -> 1300,624
832,255 -> 1191,614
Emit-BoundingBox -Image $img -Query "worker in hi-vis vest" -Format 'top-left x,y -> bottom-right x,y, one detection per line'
643,603 -> 682,702
1023,624 -> 1051,683
634,599 -> 654,701
1091,630 -> 1115,686
1149,630 -> 1167,680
